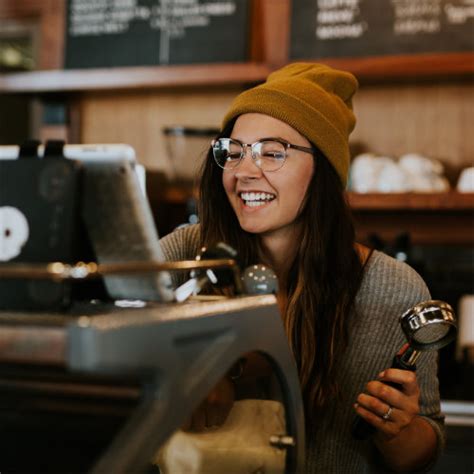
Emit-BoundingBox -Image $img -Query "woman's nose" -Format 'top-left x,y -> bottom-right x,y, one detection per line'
234,148 -> 262,179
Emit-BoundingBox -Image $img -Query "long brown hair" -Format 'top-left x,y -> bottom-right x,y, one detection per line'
199,121 -> 365,421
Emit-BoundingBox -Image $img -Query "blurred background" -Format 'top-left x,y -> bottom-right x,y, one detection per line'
0,0 -> 473,472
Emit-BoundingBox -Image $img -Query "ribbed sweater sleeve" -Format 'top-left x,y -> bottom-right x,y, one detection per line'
160,224 -> 201,262
159,224 -> 202,286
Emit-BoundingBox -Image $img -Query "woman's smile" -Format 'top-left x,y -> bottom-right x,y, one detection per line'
239,191 -> 276,209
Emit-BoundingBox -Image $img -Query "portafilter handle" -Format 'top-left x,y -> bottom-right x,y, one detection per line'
352,300 -> 456,441
352,345 -> 418,440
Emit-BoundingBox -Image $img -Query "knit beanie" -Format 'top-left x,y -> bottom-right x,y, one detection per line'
222,62 -> 358,186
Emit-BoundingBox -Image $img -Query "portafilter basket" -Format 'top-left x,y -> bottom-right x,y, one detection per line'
400,300 -> 457,352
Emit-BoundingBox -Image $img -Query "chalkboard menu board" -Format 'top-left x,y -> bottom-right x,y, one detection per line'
65,0 -> 249,69
291,0 -> 474,59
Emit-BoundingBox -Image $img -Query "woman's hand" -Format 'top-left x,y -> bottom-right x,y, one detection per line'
353,368 -> 420,441
183,376 -> 235,432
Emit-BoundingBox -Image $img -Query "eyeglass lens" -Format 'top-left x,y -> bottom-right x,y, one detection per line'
212,139 -> 286,171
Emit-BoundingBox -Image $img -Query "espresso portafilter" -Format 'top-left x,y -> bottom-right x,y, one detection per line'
352,300 -> 456,440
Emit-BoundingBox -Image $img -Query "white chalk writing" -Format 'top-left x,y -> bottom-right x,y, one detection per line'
315,0 -> 365,39
69,0 -> 237,38
391,0 -> 441,35
445,3 -> 474,23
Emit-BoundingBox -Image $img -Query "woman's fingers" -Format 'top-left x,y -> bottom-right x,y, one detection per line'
364,370 -> 420,409
378,369 -> 419,397
364,380 -> 404,408
356,392 -> 398,420
354,402 -> 399,438
354,368 -> 421,439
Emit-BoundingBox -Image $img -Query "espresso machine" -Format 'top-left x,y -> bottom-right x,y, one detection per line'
0,141 -> 305,474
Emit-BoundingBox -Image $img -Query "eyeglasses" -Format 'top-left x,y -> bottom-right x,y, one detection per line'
211,137 -> 314,172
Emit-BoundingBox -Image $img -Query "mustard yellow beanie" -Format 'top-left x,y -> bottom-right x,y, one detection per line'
222,62 -> 358,186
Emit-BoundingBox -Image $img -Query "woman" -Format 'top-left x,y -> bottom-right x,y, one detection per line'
160,63 -> 444,473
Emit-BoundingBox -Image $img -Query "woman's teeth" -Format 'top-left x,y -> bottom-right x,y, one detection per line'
240,192 -> 275,207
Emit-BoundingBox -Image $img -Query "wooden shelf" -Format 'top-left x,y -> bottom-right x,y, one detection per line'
0,62 -> 272,93
315,52 -> 474,83
347,191 -> 474,211
347,191 -> 474,246
1,52 -> 473,94
150,189 -> 474,211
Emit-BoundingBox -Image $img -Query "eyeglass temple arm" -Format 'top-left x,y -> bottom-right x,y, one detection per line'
288,143 -> 314,154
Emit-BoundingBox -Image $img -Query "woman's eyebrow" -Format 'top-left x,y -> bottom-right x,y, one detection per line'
229,136 -> 289,143
258,136 -> 287,142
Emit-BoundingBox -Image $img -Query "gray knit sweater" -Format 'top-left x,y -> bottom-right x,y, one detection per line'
160,224 -> 445,473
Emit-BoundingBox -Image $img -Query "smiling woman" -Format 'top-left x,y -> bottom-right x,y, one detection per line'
159,63 -> 445,473
222,113 -> 314,238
